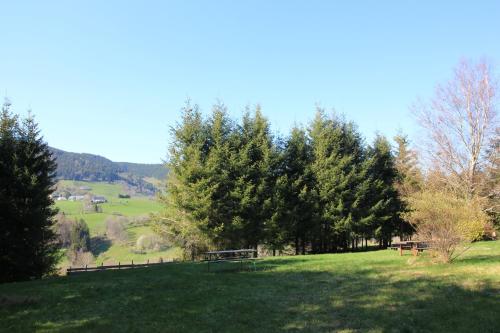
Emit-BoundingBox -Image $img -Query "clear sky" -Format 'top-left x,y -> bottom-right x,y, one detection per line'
1,1 -> 499,163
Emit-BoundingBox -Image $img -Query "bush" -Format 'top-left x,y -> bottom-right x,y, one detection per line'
105,216 -> 128,243
136,234 -> 168,252
405,190 -> 487,262
54,213 -> 74,248
129,214 -> 151,227
67,249 -> 94,267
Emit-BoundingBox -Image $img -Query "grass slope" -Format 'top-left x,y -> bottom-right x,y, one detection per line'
1,241 -> 499,332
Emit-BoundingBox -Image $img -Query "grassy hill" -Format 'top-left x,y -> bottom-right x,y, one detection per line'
1,241 -> 499,332
54,181 -> 180,268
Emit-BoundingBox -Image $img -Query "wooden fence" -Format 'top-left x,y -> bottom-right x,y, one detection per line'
66,258 -> 175,275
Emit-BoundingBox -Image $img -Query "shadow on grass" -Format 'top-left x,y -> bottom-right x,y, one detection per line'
1,253 -> 499,332
90,236 -> 112,257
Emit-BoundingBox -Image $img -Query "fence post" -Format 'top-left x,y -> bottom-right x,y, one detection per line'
118,262 -> 121,270
147,259 -> 149,265
132,260 -> 134,267
85,265 -> 87,272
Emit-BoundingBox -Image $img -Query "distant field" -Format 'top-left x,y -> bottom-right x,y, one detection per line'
1,241 -> 498,332
54,181 -> 179,267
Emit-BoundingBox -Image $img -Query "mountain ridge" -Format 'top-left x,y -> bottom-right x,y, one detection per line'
49,147 -> 167,190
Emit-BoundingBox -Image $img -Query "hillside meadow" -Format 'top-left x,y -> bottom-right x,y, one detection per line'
0,241 -> 498,333
54,181 -> 181,268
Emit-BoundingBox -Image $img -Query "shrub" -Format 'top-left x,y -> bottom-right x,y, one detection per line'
136,234 -> 168,252
67,249 -> 94,267
405,190 -> 487,262
105,216 -> 128,243
54,213 -> 74,248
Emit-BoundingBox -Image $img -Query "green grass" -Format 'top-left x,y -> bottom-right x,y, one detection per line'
1,241 -> 499,332
57,180 -> 129,198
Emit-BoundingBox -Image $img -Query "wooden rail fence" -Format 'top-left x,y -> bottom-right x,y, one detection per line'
67,258 -> 175,275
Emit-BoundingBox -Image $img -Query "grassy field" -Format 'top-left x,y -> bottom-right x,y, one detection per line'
54,181 -> 179,267
1,241 -> 498,332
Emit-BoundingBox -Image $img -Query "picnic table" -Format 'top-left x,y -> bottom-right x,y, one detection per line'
389,241 -> 431,256
205,249 -> 258,271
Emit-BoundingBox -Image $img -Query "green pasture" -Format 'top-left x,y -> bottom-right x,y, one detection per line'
1,241 -> 498,332
54,181 -> 176,267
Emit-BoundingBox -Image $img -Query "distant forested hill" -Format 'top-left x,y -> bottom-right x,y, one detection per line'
49,147 -> 167,184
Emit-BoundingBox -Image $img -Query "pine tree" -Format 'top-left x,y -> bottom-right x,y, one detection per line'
393,134 -> 422,196
0,102 -> 59,282
202,103 -> 239,247
309,110 -> 365,252
70,219 -> 91,252
273,127 -> 317,254
363,135 -> 408,247
157,101 -> 213,259
232,107 -> 275,249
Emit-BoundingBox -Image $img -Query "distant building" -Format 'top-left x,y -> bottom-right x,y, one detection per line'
79,186 -> 91,191
91,196 -> 107,204
68,195 -> 85,201
56,196 -> 67,201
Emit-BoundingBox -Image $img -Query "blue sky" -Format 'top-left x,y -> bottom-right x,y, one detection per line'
1,1 -> 499,163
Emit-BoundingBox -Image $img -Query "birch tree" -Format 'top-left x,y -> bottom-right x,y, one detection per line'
414,59 -> 498,199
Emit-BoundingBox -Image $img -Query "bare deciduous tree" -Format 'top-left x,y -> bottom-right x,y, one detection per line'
414,59 -> 498,199
105,216 -> 129,243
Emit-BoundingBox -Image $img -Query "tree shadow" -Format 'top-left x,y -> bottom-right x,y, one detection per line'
90,236 -> 112,257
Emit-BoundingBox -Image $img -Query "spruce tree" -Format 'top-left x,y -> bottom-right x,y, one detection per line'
363,135 -> 408,247
202,104 -> 240,247
233,107 -> 275,249
393,134 -> 422,196
273,127 -> 317,254
0,102 -> 59,282
158,101 -> 213,258
309,110 -> 364,252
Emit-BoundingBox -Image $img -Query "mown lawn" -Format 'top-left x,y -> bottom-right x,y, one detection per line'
0,241 -> 499,333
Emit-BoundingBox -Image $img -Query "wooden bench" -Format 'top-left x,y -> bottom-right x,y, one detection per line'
389,241 -> 432,256
205,249 -> 258,272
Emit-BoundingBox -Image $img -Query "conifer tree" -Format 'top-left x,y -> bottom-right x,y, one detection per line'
0,101 -> 59,282
232,107 -> 275,249
273,127 -> 317,254
393,134 -> 422,196
202,104 -> 239,247
363,135 -> 408,247
309,110 -> 364,252
158,101 -> 213,258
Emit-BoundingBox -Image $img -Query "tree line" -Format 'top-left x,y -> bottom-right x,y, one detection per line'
155,103 -> 412,258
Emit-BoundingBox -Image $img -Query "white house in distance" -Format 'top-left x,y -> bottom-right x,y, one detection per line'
68,195 -> 85,201
91,196 -> 107,204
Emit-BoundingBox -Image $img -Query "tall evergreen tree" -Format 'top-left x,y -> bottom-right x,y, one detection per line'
393,134 -> 422,196
202,103 -> 240,247
0,102 -> 59,282
309,110 -> 364,252
363,135 -> 409,247
273,127 -> 317,254
158,101 -> 213,259
232,107 -> 275,249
